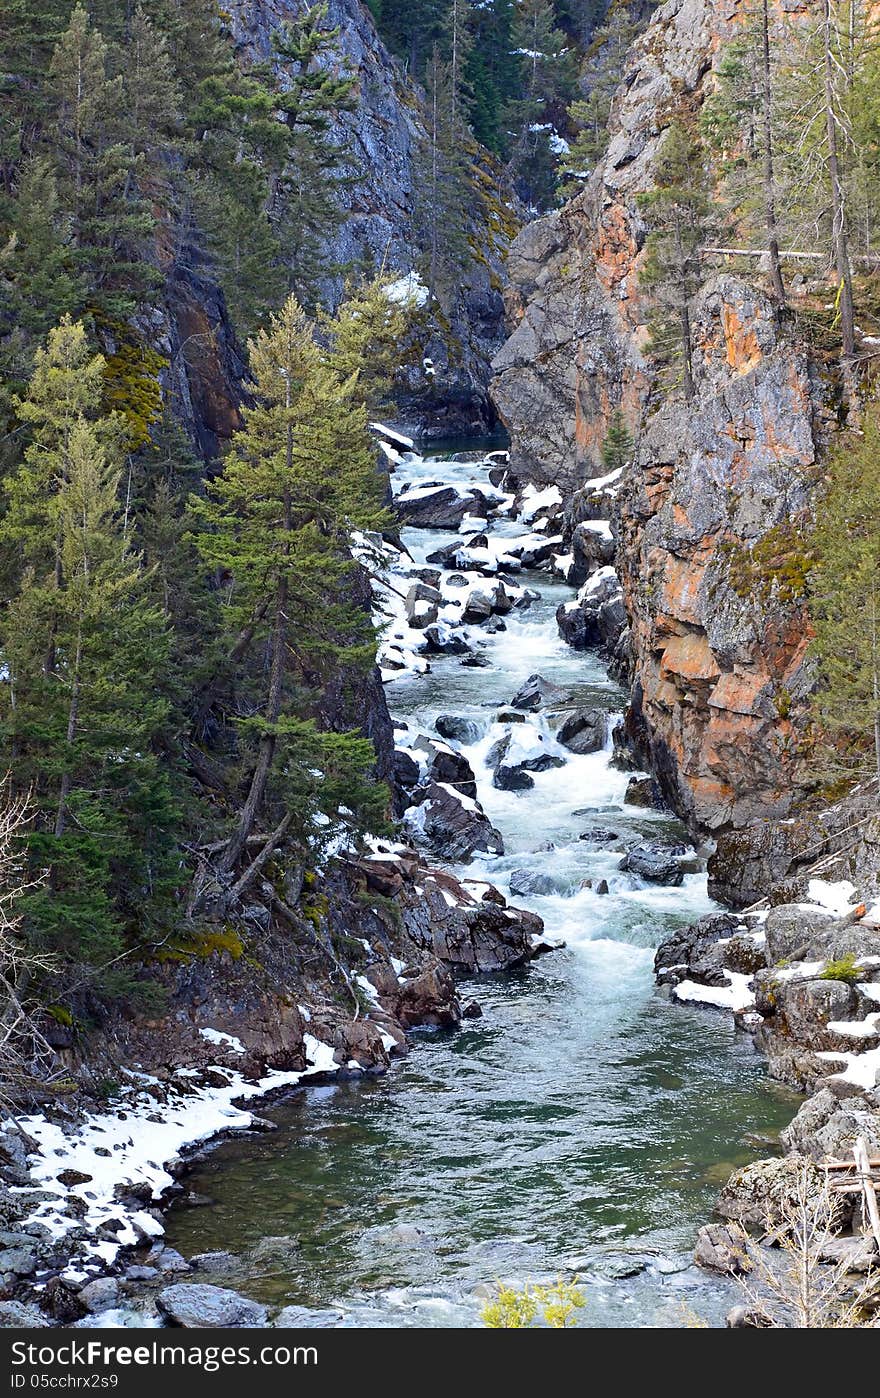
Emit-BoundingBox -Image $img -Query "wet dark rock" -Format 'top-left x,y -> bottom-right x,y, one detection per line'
434,715 -> 481,745
405,781 -> 503,860
619,842 -> 686,886
396,485 -> 485,529
623,775 -> 663,809
508,869 -> 555,897
556,708 -> 605,754
654,913 -> 743,979
493,764 -> 534,791
421,625 -> 471,655
595,879 -> 610,895
392,747 -> 420,793
578,827 -> 620,845
460,654 -> 491,668
461,1000 -> 483,1019
157,1283 -> 268,1329
510,673 -> 574,711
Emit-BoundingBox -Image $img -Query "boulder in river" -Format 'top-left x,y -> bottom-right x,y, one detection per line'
556,708 -> 606,754
404,782 -> 504,860
404,581 -> 441,629
157,1284 -> 268,1328
619,842 -> 687,886
396,484 -> 486,529
434,714 -> 482,745
510,673 -> 575,711
421,625 -> 471,655
693,1222 -> 750,1277
508,868 -> 555,897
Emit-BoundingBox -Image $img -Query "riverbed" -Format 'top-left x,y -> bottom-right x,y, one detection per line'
165,440 -> 797,1327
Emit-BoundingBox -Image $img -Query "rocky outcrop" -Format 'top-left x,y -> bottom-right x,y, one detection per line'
226,0 -> 514,437
490,0 -> 839,835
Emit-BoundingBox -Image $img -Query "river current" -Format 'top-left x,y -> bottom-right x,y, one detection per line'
165,441 -> 796,1327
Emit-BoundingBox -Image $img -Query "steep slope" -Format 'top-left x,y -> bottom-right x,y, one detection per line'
491,0 -> 835,833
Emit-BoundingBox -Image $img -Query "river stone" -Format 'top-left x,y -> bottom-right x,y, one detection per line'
556,708 -> 605,754
817,1234 -> 879,1272
508,869 -> 555,897
715,1156 -> 839,1230
434,714 -> 481,745
157,1284 -> 268,1328
764,904 -> 837,963
397,485 -> 483,529
693,1222 -> 750,1276
392,748 -> 420,793
78,1277 -> 120,1313
624,775 -> 661,808
0,1300 -> 50,1328
274,1305 -> 344,1328
493,764 -> 534,791
421,625 -> 471,655
619,842 -> 686,886
404,782 -> 504,860
509,673 -> 574,711
0,1245 -> 36,1276
579,827 -> 619,846
404,581 -> 441,629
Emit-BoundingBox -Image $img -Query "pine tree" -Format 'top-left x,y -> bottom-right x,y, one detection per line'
558,6 -> 642,195
505,0 -> 578,208
809,414 -> 880,781
320,275 -> 414,413
600,409 -> 633,474
0,322 -> 178,986
48,4 -> 158,319
191,295 -> 390,884
637,122 -> 713,402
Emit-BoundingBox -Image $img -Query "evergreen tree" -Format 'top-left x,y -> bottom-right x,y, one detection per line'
809,414 -> 880,780
191,295 -> 391,883
506,0 -> 578,208
416,41 -> 475,295
320,275 -> 413,413
558,5 -> 642,195
0,320 -> 178,987
700,0 -> 785,302
637,121 -> 713,402
600,409 -> 633,474
48,4 -> 158,319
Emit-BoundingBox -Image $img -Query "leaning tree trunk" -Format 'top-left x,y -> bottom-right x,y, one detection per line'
822,0 -> 856,397
760,0 -> 786,303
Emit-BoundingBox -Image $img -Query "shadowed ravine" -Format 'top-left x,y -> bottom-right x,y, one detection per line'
165,440 -> 797,1328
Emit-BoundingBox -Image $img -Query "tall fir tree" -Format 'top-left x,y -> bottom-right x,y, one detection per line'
637,121 -> 713,402
809,414 -> 880,781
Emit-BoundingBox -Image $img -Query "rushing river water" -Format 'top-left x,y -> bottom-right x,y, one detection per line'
165,441 -> 797,1327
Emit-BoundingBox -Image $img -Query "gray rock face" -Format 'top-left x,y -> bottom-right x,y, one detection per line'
226,0 -> 513,437
157,1283 -> 268,1328
77,1277 -> 120,1313
764,905 -> 837,963
491,0 -> 832,835
780,1088 -> 880,1161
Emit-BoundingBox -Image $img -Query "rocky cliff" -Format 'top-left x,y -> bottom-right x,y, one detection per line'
156,0 -> 513,452
491,0 -> 836,833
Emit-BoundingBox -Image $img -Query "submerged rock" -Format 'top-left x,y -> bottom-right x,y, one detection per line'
434,714 -> 481,745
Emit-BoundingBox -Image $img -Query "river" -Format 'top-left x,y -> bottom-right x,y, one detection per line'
165,439 -> 796,1327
